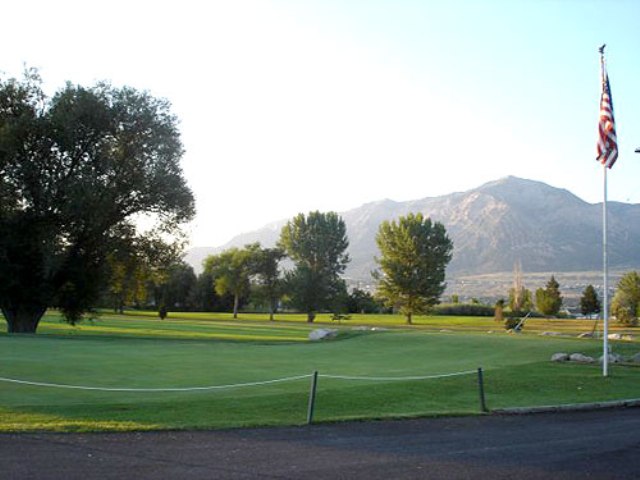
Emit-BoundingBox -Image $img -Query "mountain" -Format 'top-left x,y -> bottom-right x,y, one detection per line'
185,176 -> 640,281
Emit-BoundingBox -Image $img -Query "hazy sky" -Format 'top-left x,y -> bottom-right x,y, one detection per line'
4,0 -> 640,247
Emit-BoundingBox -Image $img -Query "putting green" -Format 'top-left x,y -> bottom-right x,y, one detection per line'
1,313 -> 639,432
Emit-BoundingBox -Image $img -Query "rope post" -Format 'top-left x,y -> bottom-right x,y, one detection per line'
306,370 -> 319,425
477,367 -> 488,413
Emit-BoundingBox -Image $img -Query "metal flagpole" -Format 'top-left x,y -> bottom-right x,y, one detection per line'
602,164 -> 609,377
597,43 -> 616,377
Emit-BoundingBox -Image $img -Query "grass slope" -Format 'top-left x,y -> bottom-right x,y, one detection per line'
1,312 -> 639,432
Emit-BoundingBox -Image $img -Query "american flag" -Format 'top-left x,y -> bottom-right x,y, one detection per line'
596,59 -> 618,168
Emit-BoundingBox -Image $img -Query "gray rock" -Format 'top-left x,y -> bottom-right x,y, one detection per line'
551,353 -> 569,362
599,352 -> 624,364
607,333 -> 633,341
309,328 -> 338,341
578,332 -> 594,338
629,353 -> 640,363
569,353 -> 595,363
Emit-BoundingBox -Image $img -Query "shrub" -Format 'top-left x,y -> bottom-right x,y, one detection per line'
504,317 -> 521,330
432,303 -> 494,317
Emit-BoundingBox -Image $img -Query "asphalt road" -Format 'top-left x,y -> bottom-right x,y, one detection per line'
2,409 -> 639,479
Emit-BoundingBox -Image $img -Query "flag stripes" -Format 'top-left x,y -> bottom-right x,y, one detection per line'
597,59 -> 617,168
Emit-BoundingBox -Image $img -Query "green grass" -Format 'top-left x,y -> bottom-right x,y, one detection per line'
1,311 -> 640,432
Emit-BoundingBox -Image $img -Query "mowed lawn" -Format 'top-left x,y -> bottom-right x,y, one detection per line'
1,311 -> 640,432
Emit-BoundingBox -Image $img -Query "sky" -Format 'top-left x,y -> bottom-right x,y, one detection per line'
4,0 -> 640,247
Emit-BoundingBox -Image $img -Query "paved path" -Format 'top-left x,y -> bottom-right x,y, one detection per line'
2,409 -> 640,479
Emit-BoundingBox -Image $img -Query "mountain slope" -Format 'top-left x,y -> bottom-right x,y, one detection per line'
185,176 -> 640,279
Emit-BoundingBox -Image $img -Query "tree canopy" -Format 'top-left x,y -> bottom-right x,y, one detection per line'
611,271 -> 640,326
278,211 -> 350,322
535,275 -> 562,316
203,244 -> 259,319
373,212 -> 453,324
0,70 -> 195,333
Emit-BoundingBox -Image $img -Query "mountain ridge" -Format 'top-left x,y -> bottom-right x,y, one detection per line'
185,176 -> 640,281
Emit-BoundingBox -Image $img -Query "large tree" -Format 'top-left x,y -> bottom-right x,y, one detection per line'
373,212 -> 453,324
203,244 -> 259,319
0,70 -> 195,333
611,271 -> 640,326
279,211 -> 350,322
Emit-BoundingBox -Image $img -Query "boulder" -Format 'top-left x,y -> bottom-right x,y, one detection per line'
629,353 -> 640,363
569,353 -> 595,363
578,332 -> 594,338
599,352 -> 624,364
551,353 -> 569,362
308,328 -> 338,341
607,333 -> 633,341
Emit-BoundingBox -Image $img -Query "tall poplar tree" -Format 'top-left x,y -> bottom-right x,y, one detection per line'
278,211 -> 349,322
373,213 -> 453,324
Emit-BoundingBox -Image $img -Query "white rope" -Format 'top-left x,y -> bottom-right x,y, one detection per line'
0,374 -> 312,392
318,370 -> 477,382
0,369 -> 477,391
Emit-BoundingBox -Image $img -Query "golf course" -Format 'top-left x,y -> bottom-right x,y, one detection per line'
2,311 -> 640,433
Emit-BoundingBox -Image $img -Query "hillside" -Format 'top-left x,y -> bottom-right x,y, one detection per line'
185,176 -> 640,285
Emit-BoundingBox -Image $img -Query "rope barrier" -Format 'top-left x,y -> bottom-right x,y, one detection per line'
318,370 -> 477,381
0,374 -> 312,392
0,369 -> 477,391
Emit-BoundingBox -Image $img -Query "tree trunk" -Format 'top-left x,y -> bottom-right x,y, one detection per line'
406,312 -> 413,325
233,294 -> 239,319
307,312 -> 315,323
2,304 -> 47,334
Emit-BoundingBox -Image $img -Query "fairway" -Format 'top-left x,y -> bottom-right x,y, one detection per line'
2,312 -> 640,432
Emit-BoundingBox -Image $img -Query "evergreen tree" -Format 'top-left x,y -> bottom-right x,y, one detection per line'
580,284 -> 601,317
535,275 -> 563,316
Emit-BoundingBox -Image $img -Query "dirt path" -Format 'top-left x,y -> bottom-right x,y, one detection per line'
2,409 -> 639,479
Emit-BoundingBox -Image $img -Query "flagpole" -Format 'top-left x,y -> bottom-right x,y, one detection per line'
602,164 -> 609,377
598,45 -> 618,377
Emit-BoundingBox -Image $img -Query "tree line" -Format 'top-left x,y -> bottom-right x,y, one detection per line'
4,70 -> 637,334
491,271 -> 640,327
119,211 -> 453,325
